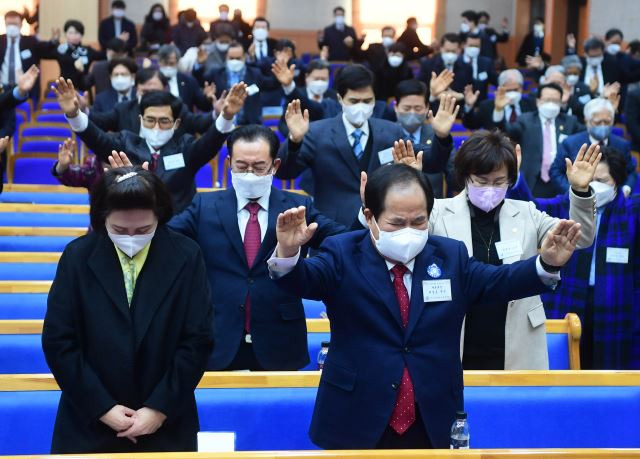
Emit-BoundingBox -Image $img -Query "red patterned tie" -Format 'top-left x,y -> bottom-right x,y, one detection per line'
509,105 -> 517,123
150,152 -> 160,172
243,202 -> 262,333
389,264 -> 416,435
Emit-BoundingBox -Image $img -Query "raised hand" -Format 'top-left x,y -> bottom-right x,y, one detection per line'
248,43 -> 256,59
603,82 -> 621,111
343,36 -> 354,47
566,143 -> 601,192
463,84 -> 480,107
430,69 -> 454,99
271,60 -> 296,87
588,75 -> 599,94
77,92 -> 90,112
197,46 -> 209,64
17,65 -> 40,96
285,99 -> 309,143
53,78 -> 80,117
51,27 -> 61,42
213,89 -> 227,116
222,82 -> 248,119
360,171 -> 368,205
320,45 -> 329,61
540,220 -> 581,267
494,86 -> 509,111
56,138 -> 76,174
525,55 -> 544,70
276,206 -> 318,258
392,139 -> 423,171
500,17 -> 509,29
561,82 -> 571,105
566,33 -> 576,50
116,407 -> 166,444
203,81 -> 217,103
105,150 -> 149,171
430,93 -> 460,138
99,405 -> 136,433
74,58 -> 85,73
0,136 -> 9,155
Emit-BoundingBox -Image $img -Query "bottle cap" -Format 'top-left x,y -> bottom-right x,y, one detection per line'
321,341 -> 330,348
456,411 -> 467,420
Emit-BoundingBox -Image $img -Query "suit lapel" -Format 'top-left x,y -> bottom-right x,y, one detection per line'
405,244 -> 439,339
442,192 -> 474,255
330,117 -> 361,181
498,200 -> 526,264
216,189 -> 247,264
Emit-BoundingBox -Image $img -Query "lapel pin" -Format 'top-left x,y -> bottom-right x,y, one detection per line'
559,125 -> 564,131
426,139 -> 432,145
427,263 -> 442,278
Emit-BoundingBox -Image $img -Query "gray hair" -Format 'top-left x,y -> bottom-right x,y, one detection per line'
498,69 -> 523,87
561,54 -> 583,71
584,37 -> 605,53
158,44 -> 181,61
583,97 -> 615,121
545,65 -> 565,78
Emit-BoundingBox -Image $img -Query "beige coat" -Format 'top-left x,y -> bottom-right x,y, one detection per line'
429,190 -> 596,369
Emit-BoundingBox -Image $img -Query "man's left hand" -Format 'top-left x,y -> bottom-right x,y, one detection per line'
222,83 -> 248,120
540,220 -> 581,268
116,407 -> 166,444
430,93 -> 460,138
566,143 -> 601,192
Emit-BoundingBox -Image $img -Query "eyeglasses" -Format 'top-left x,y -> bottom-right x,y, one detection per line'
469,177 -> 509,188
142,116 -> 174,129
232,164 -> 273,175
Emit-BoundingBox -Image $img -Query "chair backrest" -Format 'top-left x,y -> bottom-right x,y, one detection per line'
546,313 -> 582,370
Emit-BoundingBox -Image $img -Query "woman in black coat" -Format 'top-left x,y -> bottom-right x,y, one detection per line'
42,166 -> 214,453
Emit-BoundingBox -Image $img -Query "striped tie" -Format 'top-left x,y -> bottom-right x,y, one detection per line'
352,129 -> 364,160
243,202 -> 262,333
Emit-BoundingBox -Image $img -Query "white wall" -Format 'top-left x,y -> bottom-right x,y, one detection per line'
266,0 -> 352,30
124,0 -> 168,24
444,0 -> 515,37
588,0 -> 640,40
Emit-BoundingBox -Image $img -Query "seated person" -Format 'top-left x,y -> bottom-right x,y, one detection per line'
561,55 -> 594,123
461,33 -> 497,101
157,44 -> 212,112
192,23 -> 235,76
418,33 -> 472,98
92,57 -> 137,113
372,43 -> 414,102
82,37 -> 128,95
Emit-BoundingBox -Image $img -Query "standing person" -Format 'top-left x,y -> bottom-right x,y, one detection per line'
171,9 -> 207,56
516,17 -> 550,67
55,20 -> 105,91
210,4 -> 238,39
157,44 -> 212,112
476,11 -> 509,61
92,57 -> 137,113
319,7 -> 360,61
269,163 -> 581,449
232,9 -> 252,41
98,1 -> 137,53
397,17 -> 430,61
42,167 -> 213,453
140,4 -> 171,52
83,38 -> 128,95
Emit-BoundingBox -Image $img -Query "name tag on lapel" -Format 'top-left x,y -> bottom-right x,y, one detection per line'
558,134 -> 568,144
377,147 -> 393,165
20,49 -> 32,60
423,279 -> 452,302
578,94 -> 592,104
246,84 -> 260,96
606,247 -> 629,264
495,240 -> 523,260
163,153 -> 185,170
477,71 -> 488,81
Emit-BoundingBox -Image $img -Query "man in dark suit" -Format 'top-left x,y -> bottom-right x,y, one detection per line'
269,164 -> 579,449
83,38 -> 128,95
157,44 -> 212,112
516,17 -> 550,67
244,17 -> 277,65
195,42 -> 279,125
92,57 -> 137,113
276,64 -> 455,227
171,9 -> 207,55
98,0 -> 137,53
418,33 -> 472,95
319,6 -> 360,61
574,37 -> 624,97
625,86 -> 640,152
477,11 -> 509,61
551,97 -> 636,196
169,125 -> 345,370
55,78 -> 247,213
397,17 -> 430,61
502,83 -> 584,197
462,33 -> 497,101
354,26 -> 397,67
209,3 -> 238,39
462,69 -> 536,130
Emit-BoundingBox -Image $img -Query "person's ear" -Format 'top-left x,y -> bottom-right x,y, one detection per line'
173,118 -> 181,130
272,158 -> 281,174
364,208 -> 377,235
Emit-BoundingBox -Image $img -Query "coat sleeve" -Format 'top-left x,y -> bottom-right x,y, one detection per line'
184,120 -> 228,172
418,132 -> 453,174
550,138 -> 571,192
42,249 -> 118,421
144,247 -> 214,418
275,132 -> 317,180
167,194 -> 202,239
304,196 -> 347,249
89,108 -> 120,132
76,120 -> 127,163
620,142 -> 637,190
625,91 -> 640,146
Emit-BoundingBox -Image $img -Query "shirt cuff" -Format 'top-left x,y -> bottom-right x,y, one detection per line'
12,86 -> 28,101
623,185 -> 632,196
215,113 -> 235,133
267,246 -> 301,278
464,104 -> 473,113
283,81 -> 296,95
66,111 -> 89,132
492,109 -> 505,123
357,207 -> 367,227
535,255 -> 561,287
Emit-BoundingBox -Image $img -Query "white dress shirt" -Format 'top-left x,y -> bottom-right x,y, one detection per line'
254,40 -> 268,60
1,35 -> 21,85
236,187 -> 270,241
539,112 -> 558,161
384,259 -> 414,299
342,113 -> 369,152
168,76 -> 180,98
493,103 -> 521,123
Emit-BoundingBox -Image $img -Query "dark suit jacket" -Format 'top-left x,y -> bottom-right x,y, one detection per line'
418,55 -> 473,94
373,61 -> 414,101
273,231 -> 551,449
319,25 -> 358,61
566,81 -> 592,123
625,87 -> 640,151
176,72 -> 212,112
84,60 -> 112,95
503,111 -> 584,193
413,123 -> 452,199
278,86 -> 340,137
551,131 -> 636,191
89,98 -> 214,137
42,227 -> 213,453
397,28 -> 430,60
516,33 -> 550,67
92,87 -> 136,113
98,16 -> 138,51
168,188 -> 345,370
579,54 -> 625,88
0,34 -> 57,99
74,118 -> 228,213
276,115 -> 452,226
479,27 -> 509,60
462,96 -> 537,130
243,37 -> 278,62
469,55 -> 498,101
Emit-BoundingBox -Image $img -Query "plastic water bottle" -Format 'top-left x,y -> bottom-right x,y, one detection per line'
317,341 -> 329,370
450,411 -> 470,449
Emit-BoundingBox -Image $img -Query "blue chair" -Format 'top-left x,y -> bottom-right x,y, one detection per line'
303,299 -> 325,318
0,212 -> 88,227
453,134 -> 468,150
34,113 -> 68,124
0,294 -> 48,319
0,192 -> 89,205
0,236 -> 74,252
12,158 -> 61,184
195,160 -> 215,188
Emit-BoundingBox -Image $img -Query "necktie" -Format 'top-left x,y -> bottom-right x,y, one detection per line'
352,129 -> 364,160
541,120 -> 553,182
150,152 -> 160,172
389,264 -> 416,435
123,256 -> 136,305
509,105 -> 517,123
121,94 -> 129,102
8,38 -> 16,86
243,201 -> 262,333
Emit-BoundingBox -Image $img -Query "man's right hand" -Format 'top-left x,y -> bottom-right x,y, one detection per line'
276,206 -> 318,258
463,84 -> 480,108
56,138 -> 76,175
271,60 -> 296,87
494,86 -> 509,111
285,99 -> 309,143
17,65 -> 40,97
392,139 -> 423,171
430,69 -> 454,99
100,405 -> 136,433
197,46 -> 209,64
0,136 -> 8,155
106,150 -> 149,171
53,78 -> 81,117
566,33 -> 576,50
221,83 -> 248,120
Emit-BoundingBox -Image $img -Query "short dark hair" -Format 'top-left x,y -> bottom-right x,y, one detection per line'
105,37 -> 127,53
441,32 -> 461,46
334,6 -> 345,15
334,64 -> 374,97
599,147 -> 628,187
212,22 -> 236,39
252,16 -> 270,29
461,10 -> 478,24
219,3 -> 230,10
306,59 -> 330,74
135,68 -> 169,87
382,26 -> 396,35
227,125 -> 280,160
584,37 -> 605,53
605,28 -> 623,41
275,38 -> 296,55
536,82 -> 563,99
227,41 -> 245,53
4,10 -> 22,20
406,17 -> 417,25
478,11 -> 490,21
454,130 -> 518,187
139,91 -> 182,120
365,164 -> 434,219
108,57 -> 138,75
90,166 -> 173,232
183,9 -> 197,22
534,16 -> 544,24
64,20 -> 85,35
395,79 -> 429,104
388,42 -> 407,55
112,0 -> 126,9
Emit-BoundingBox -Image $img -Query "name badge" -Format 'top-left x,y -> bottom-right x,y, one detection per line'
578,94 -> 592,104
423,279 -> 452,302
477,71 -> 488,81
606,247 -> 629,264
163,153 -> 185,170
246,84 -> 260,96
81,56 -> 89,65
558,134 -> 568,144
20,49 -> 32,60
378,147 -> 393,165
495,240 -> 523,260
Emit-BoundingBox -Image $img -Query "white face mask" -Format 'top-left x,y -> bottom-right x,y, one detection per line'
226,59 -> 245,73
342,102 -> 374,127
538,101 -> 561,120
231,171 -> 273,199
371,218 -> 429,264
478,23 -> 487,31
566,74 -> 579,86
5,24 -> 20,38
335,16 -> 345,26
464,46 -> 480,59
590,181 -> 617,207
253,27 -> 268,41
111,75 -> 133,92
382,36 -> 395,48
220,11 -> 229,20
152,11 -> 164,21
586,55 -> 603,67
159,66 -> 178,79
533,24 -> 544,35
140,123 -> 175,148
441,52 -> 458,66
112,9 -> 125,19
387,55 -> 404,68
108,229 -> 156,258
307,79 -> 329,96
460,22 -> 471,33
215,41 -> 230,52
606,43 -> 621,55
505,90 -> 522,105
